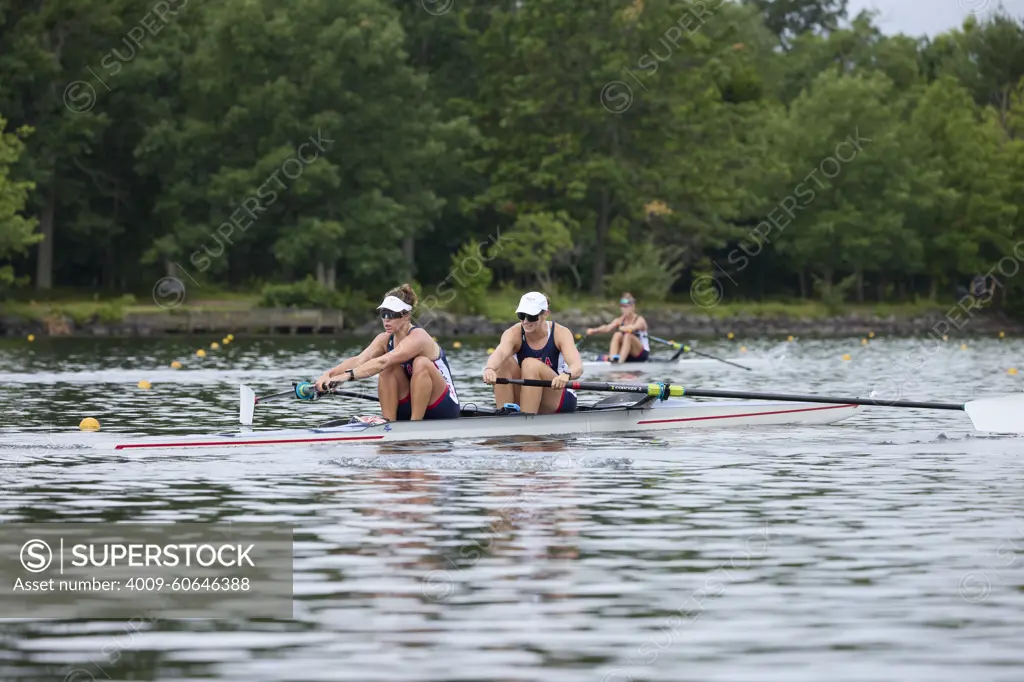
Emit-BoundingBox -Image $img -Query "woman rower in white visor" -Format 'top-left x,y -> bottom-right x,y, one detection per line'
482,291 -> 583,414
314,284 -> 460,421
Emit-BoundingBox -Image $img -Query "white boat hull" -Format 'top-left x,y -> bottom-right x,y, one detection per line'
113,399 -> 861,450
582,357 -> 768,371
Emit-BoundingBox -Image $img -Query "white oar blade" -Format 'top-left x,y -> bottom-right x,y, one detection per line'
964,394 -> 1024,433
240,385 -> 256,426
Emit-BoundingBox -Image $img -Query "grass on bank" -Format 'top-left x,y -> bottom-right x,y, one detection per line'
0,287 -> 954,327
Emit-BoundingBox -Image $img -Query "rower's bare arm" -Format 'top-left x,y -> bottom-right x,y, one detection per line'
556,326 -> 584,379
354,329 -> 431,378
317,335 -> 386,387
482,327 -> 520,383
586,317 -> 618,335
486,328 -> 519,369
634,316 -> 648,331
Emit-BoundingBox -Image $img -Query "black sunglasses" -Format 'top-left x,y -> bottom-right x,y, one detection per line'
380,310 -> 408,320
517,312 -> 541,322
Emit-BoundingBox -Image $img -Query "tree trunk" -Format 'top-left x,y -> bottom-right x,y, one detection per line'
928,277 -> 938,301
315,261 -> 325,286
326,264 -> 336,290
819,267 -> 833,298
855,269 -> 864,303
35,171 -> 56,290
589,187 -> 610,295
103,242 -> 115,289
402,235 -> 415,275
798,268 -> 807,299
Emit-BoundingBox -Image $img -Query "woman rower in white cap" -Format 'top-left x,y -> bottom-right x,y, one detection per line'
482,291 -> 584,414
314,284 -> 460,421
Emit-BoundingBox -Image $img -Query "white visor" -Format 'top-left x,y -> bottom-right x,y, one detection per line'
377,295 -> 412,313
515,291 -> 548,316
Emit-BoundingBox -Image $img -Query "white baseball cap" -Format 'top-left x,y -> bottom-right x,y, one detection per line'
515,291 -> 548,316
377,295 -> 412,313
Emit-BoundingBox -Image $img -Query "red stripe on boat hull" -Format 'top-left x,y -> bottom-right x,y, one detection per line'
114,434 -> 386,450
636,403 -> 857,425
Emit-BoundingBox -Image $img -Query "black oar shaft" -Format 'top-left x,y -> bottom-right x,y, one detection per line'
497,378 -> 966,411
255,388 -> 295,404
648,335 -> 751,370
681,388 -> 965,411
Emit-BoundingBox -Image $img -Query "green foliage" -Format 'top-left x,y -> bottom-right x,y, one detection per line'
494,212 -> 576,291
603,242 -> 686,303
0,118 -> 40,265
1,0 -> 1023,318
447,241 -> 493,315
258,278 -> 347,309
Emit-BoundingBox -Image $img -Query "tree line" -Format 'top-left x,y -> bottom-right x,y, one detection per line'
1,0 -> 1023,314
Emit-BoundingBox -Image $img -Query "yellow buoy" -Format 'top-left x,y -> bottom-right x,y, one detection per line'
196,349 -> 206,358
452,341 -> 462,349
26,334 -> 35,342
739,346 -> 747,353
787,335 -> 794,342
137,380 -> 151,390
960,343 -> 968,350
942,335 -> 948,341
485,347 -> 495,354
227,334 -> 235,341
574,333 -> 582,340
79,417 -> 100,432
170,360 -> 182,369
861,338 -> 868,345
842,353 -> 851,361
999,331 -> 1006,339
222,337 -> 230,345
868,332 -> 875,338
210,342 -> 220,350
727,332 -> 735,340
1008,368 -> 1018,375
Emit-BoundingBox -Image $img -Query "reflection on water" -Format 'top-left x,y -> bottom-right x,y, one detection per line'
1,336 -> 1024,681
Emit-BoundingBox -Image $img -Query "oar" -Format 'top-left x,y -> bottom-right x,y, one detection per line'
647,335 -> 751,371
240,382 -> 380,425
495,379 -> 1024,434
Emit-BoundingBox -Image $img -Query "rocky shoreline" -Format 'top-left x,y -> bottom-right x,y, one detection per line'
2,306 -> 1020,338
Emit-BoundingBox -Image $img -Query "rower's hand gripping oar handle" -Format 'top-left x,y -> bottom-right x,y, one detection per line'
296,380 -> 380,403
495,377 -> 685,400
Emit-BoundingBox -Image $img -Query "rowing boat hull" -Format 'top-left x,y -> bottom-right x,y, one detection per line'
113,399 -> 860,450
582,357 -> 765,371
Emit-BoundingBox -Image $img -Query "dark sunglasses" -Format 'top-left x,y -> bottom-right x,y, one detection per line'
379,310 -> 408,320
517,312 -> 541,322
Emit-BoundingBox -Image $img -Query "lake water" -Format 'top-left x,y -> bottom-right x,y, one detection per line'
1,334 -> 1023,681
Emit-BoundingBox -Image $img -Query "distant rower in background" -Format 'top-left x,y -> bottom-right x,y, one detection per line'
482,291 -> 584,414
313,284 -> 460,421
585,292 -> 650,363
